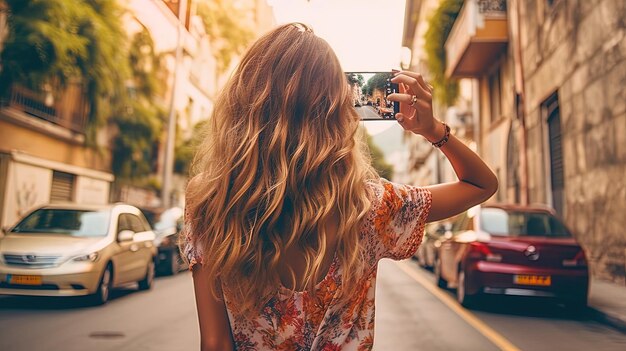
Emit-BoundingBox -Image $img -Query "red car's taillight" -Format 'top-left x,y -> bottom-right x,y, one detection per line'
563,249 -> 587,267
468,242 -> 502,262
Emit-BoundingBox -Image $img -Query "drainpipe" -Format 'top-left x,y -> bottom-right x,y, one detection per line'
511,0 -> 529,205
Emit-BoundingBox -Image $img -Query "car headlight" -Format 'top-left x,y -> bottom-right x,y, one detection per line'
72,252 -> 99,262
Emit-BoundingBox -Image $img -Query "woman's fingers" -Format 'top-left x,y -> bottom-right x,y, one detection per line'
390,74 -> 431,101
387,93 -> 431,111
386,93 -> 413,104
395,71 -> 433,93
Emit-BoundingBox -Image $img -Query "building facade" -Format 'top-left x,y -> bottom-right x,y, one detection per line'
123,0 -> 219,207
0,9 -> 113,228
441,0 -> 626,283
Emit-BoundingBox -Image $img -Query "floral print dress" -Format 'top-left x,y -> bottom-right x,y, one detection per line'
183,179 -> 432,350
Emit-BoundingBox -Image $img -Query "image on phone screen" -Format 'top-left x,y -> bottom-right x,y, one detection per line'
345,72 -> 399,121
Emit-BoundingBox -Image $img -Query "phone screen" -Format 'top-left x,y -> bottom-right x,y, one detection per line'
345,72 -> 399,121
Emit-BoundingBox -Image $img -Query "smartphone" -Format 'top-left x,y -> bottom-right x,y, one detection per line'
345,72 -> 399,121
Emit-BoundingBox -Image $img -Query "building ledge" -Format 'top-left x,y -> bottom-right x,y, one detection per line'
6,150 -> 114,182
0,107 -> 85,145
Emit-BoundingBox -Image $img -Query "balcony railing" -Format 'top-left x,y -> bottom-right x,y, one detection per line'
445,0 -> 508,78
3,84 -> 88,134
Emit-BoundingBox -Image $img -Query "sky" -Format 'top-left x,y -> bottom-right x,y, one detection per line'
267,0 -> 407,137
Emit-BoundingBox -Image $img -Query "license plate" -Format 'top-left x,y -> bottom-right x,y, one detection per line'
514,275 -> 551,286
8,274 -> 42,285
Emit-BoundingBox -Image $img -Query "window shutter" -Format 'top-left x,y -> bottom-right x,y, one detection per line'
50,171 -> 75,203
546,94 -> 564,215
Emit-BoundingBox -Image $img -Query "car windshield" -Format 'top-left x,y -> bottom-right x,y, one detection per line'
10,209 -> 110,237
479,208 -> 572,237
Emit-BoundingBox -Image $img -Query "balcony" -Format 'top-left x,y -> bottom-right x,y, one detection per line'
445,0 -> 508,78
2,83 -> 88,134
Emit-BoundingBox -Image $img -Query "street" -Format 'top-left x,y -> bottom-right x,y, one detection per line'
1,260 -> 625,351
355,105 -> 384,120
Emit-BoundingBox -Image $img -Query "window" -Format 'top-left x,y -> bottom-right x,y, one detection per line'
488,69 -> 502,123
50,171 -> 75,203
480,208 -> 571,237
544,93 -> 564,216
117,214 -> 133,233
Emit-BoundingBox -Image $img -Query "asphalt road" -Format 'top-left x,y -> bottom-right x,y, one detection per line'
1,260 -> 625,351
374,259 -> 626,351
355,105 -> 383,120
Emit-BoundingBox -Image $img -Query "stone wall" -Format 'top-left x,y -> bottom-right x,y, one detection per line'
520,0 -> 626,283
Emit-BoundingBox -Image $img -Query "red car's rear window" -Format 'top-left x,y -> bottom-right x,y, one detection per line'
480,208 -> 572,237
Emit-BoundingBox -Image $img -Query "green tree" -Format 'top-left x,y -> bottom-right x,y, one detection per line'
196,0 -> 254,74
174,119 -> 208,174
424,0 -> 463,106
346,73 -> 364,87
0,0 -> 130,143
362,72 -> 390,97
111,28 -> 165,181
365,132 -> 394,180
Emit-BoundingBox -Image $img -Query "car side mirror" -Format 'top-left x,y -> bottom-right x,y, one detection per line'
118,230 -> 135,242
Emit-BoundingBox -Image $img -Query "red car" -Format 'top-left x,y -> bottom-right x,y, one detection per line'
434,204 -> 589,308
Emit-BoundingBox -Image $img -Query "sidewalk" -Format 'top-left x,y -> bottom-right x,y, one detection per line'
589,278 -> 626,333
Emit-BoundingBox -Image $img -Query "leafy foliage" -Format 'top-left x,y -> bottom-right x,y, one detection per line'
365,132 -> 394,180
174,119 -> 208,174
111,100 -> 164,180
0,0 -> 129,143
362,73 -> 389,96
424,0 -> 463,106
111,28 -> 165,181
346,73 -> 364,86
196,0 -> 254,73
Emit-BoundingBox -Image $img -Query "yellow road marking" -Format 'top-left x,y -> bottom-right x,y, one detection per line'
395,260 -> 522,351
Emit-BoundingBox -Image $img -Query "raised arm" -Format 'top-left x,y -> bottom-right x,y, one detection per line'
388,71 -> 498,223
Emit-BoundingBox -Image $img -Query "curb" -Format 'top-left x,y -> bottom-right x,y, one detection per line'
588,306 -> 626,334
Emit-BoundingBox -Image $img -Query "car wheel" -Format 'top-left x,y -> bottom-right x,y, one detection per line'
434,257 -> 447,289
138,260 -> 155,291
89,265 -> 112,305
457,269 -> 479,308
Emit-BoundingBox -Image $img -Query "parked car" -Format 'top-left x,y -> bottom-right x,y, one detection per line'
434,204 -> 589,308
415,221 -> 450,269
0,203 -> 157,305
141,207 -> 185,276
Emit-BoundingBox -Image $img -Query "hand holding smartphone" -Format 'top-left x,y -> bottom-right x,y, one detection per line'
344,72 -> 399,121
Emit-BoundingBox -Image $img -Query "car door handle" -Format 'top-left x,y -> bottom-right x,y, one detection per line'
130,244 -> 139,252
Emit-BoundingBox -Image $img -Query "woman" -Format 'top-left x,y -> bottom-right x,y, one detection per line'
182,23 -> 497,351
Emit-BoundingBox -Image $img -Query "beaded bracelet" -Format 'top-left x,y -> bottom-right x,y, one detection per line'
431,122 -> 451,148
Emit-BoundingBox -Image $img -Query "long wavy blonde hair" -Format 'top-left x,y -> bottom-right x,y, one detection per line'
185,23 -> 378,315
